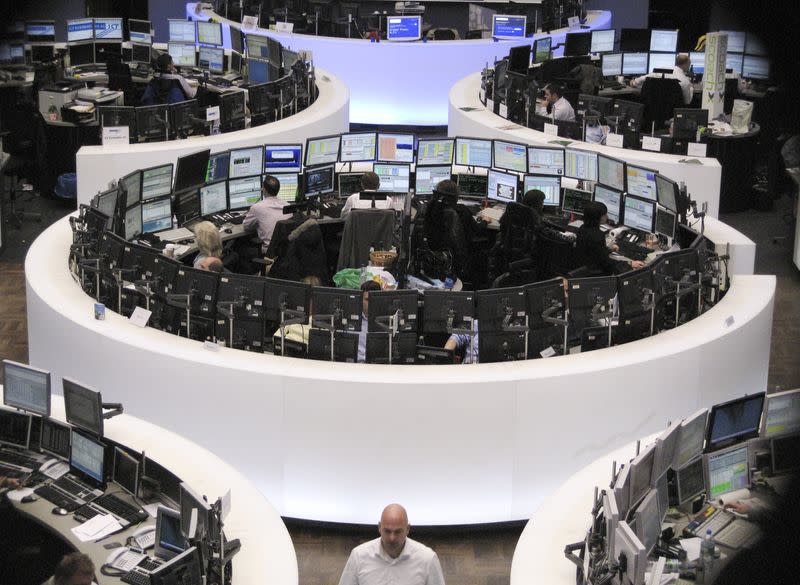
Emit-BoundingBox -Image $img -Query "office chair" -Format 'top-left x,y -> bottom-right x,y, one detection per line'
270,217 -> 329,283
465,29 -> 484,40
337,208 -> 395,272
640,77 -> 684,132
493,202 -> 538,277
536,232 -> 577,279
107,60 -> 136,106
430,28 -> 458,41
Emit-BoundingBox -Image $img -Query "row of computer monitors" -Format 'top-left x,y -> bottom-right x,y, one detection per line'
602,388 -> 800,584
1,359 -> 219,550
596,50 -> 769,80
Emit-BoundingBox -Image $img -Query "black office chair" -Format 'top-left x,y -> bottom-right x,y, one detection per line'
536,232 -> 577,279
431,28 -> 458,41
640,77 -> 684,132
107,54 -> 136,106
423,200 -> 472,284
493,202 -> 538,277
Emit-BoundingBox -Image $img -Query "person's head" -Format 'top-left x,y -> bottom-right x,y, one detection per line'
156,52 -> 175,73
522,189 -> 546,213
433,179 -> 459,206
676,53 -> 691,73
378,503 -> 410,559
53,552 -> 95,585
262,174 -> 281,198
582,201 -> 608,228
361,279 -> 381,317
361,171 -> 380,191
193,221 -> 223,258
198,256 -> 223,272
543,83 -> 563,105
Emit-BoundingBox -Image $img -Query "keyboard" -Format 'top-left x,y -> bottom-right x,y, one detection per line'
691,508 -> 735,538
121,569 -> 151,585
228,214 -> 245,225
615,240 -> 650,262
157,227 -> 194,243
34,484 -> 81,511
55,476 -> 96,498
479,206 -> 504,223
0,464 -> 29,478
603,81 -> 625,90
714,519 -> 761,549
75,493 -> 148,525
0,450 -> 41,468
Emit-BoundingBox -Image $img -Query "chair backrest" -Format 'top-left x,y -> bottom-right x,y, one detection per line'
641,77 -> 683,130
432,28 -> 457,41
537,232 -> 576,279
142,78 -> 184,105
337,208 -> 396,271
498,203 -> 537,268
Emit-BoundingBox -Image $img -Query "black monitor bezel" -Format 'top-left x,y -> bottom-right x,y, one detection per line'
622,194 -> 657,233
705,392 -> 766,452
63,377 -> 104,437
304,134 -> 341,168
454,136 -> 493,169
2,359 -> 51,417
69,429 -> 107,490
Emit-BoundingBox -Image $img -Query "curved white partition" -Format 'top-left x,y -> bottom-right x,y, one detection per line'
189,3 -> 612,126
75,68 -> 349,205
26,216 -> 773,525
449,73 -> 724,218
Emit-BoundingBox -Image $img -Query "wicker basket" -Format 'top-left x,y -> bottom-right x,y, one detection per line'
370,250 -> 397,267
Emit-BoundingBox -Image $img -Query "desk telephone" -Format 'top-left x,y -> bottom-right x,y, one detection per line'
106,547 -> 146,572
131,526 -> 156,549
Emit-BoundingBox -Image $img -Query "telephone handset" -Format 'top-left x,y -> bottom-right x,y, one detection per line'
132,526 -> 156,550
105,547 -> 146,571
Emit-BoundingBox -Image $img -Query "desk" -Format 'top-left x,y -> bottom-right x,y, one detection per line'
705,124 -> 761,213
26,214 -> 773,525
1,392 -> 298,585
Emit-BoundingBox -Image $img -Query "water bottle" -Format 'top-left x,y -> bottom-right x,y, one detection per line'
700,529 -> 715,582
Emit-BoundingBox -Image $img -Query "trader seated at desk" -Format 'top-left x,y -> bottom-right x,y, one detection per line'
535,83 -> 576,122
43,553 -> 95,585
243,174 -> 292,249
141,53 -> 197,105
575,202 -> 645,275
340,171 -> 395,217
629,53 -> 693,105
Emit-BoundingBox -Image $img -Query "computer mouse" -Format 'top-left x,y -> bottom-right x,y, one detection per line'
21,494 -> 37,504
224,228 -> 232,234
52,506 -> 69,516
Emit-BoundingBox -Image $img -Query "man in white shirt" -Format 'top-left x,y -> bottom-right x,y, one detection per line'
629,53 -> 693,105
338,503 -> 446,585
535,83 -> 576,122
243,175 -> 292,248
341,172 -> 396,218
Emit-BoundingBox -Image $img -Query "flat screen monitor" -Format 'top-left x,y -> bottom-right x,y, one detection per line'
128,19 -> 152,44
179,482 -> 211,539
31,44 -> 55,63
648,52 -> 675,73
619,28 -> 650,52
725,52 -> 743,76
613,464 -> 631,518
229,146 -> 264,179
377,133 -> 415,163
704,443 -> 749,500
706,393 -> 765,451
455,137 -> 492,168
94,189 -> 118,227
70,430 -> 105,488
168,19 -> 196,43
113,446 -> 139,497
507,44 -> 531,74
197,45 -> 223,74
68,18 -> 95,42
486,169 -> 518,204
124,204 -> 142,240
456,174 -> 488,199
131,43 -> 151,63
615,521 -> 646,585
135,104 -> 168,141
367,290 -> 419,333
338,173 -> 364,199
386,15 -> 421,41
633,489 -> 661,555
2,360 -> 50,417
311,287 -> 363,331
63,378 -> 104,437
629,444 -> 655,507
69,42 -> 95,66
654,174 -> 678,213
492,15 -> 526,40
206,151 -> 230,182
745,33 -> 767,56
228,175 -> 262,210
229,50 -> 242,74
417,138 -> 454,166
95,42 -> 122,65
655,207 -> 676,239
523,175 -> 561,207
245,34 -> 269,59
150,547 -> 203,585
762,389 -> 800,439
373,163 -> 411,193
720,30 -> 745,54
652,423 -> 680,481
142,164 -> 173,200
0,408 -> 31,449
167,43 -> 195,68
304,164 -> 335,196
527,146 -> 564,176
248,58 -> 270,84
590,29 -> 615,53
593,185 -> 623,224
155,506 -> 188,560
141,196 -> 172,234
25,21 -> 56,43
220,91 -> 246,126
533,37 -> 551,64
649,29 -> 678,52
305,135 -> 341,167
273,173 -> 299,202
492,140 -> 527,174
742,55 -> 769,80
94,17 -> 122,41
196,21 -> 222,46
673,408 -> 708,469
597,153 -> 626,191
339,132 -> 377,163
622,52 -> 648,76
772,435 -> 800,475
174,150 -> 211,192
421,290 -> 475,334
40,418 -> 71,460
564,32 -> 591,57
690,51 -> 705,74
623,195 -> 656,233
563,148 -> 598,181
199,181 -> 228,216
265,144 -> 302,174
625,164 -> 658,201
415,166 -> 453,197
601,52 -> 623,77
674,455 -> 704,505
562,188 -> 591,215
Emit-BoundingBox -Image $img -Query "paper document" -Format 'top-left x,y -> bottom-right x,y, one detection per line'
680,537 -> 702,562
72,514 -> 123,542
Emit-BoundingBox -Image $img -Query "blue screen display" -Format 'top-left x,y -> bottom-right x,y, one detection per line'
94,18 -> 123,40
249,59 -> 269,84
265,145 -> 303,173
493,16 -> 526,39
387,16 -> 421,41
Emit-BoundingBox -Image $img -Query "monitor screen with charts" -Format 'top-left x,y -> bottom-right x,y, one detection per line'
674,408 -> 708,469
40,418 -> 71,460
655,207 -> 676,239
339,132 -> 377,163
142,164 -> 173,200
625,164 -> 658,201
124,204 -> 142,240
199,181 -> 228,216
229,146 -> 264,179
228,176 -> 262,210
523,175 -> 561,207
415,166 -> 452,197
623,195 -> 656,233
487,169 -> 518,204
386,16 -> 421,41
590,29 -> 615,53
167,43 -> 196,68
2,360 -> 50,417
206,152 -> 230,182
564,148 -> 598,181
597,153 -> 626,191
71,431 -> 105,486
417,139 -> 454,166
141,197 -> 172,234
273,173 -> 300,202
492,15 -> 526,40
648,52 -> 675,73
198,46 -> 224,74
655,174 -> 678,212
373,163 -> 410,193
455,137 -> 492,168
720,30 -> 745,53
338,173 -> 364,199
593,185 -> 623,224
601,53 -> 623,77
622,52 -> 648,76
377,133 -> 415,163
527,147 -> 564,176
305,135 -> 341,167
562,188 -> 591,215
196,21 -> 222,46
762,389 -> 800,439
705,444 -> 749,500
168,19 -> 196,43
265,144 -> 303,174
649,29 -> 678,52
492,140 -> 527,174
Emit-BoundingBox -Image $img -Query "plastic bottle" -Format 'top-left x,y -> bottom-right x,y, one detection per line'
700,529 -> 715,582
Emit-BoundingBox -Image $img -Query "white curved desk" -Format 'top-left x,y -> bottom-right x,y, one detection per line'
188,3 -> 612,126
1,392 -> 298,585
75,68 -> 349,206
448,73 -> 725,218
25,215 -> 773,525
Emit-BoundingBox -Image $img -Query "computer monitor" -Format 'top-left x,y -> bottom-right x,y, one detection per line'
651,423 -> 681,481
567,275 -> 616,336
338,173 -> 364,199
131,43 -> 152,64
672,408 -> 708,469
95,42 -> 123,66
629,443 -> 655,508
475,286 -> 526,331
141,164 -> 173,201
68,18 -> 94,42
562,188 -> 591,215
69,42 -> 95,66
649,29 -> 678,52
167,42 -> 196,68
174,149 -> 210,193
264,144 -> 302,174
596,153 -> 626,191
672,455 -> 704,505
726,52 -> 743,76
625,164 -> 658,201
706,393 -> 765,452
229,50 -> 242,74
197,45 -> 223,74
245,34 -> 269,59
339,132 -> 377,163
198,181 -> 227,217
576,94 -> 614,118
229,146 -> 264,179
564,32 -> 591,57
94,17 -> 122,41
179,482 -> 211,539
415,346 -> 455,365
113,446 -> 139,497
377,133 -> 415,163
477,329 -> 527,363
492,140 -> 527,174
373,163 -> 411,193
603,491 -> 620,562
365,332 -> 417,364
593,185 -> 623,225
619,28 -> 650,52
228,175 -> 262,210
632,489 -> 661,555
526,146 -> 564,177
689,51 -> 705,74
206,151 -> 230,183
648,51 -> 675,73
454,137 -> 492,169
742,55 -> 770,80
613,464 -> 631,518
263,277 -> 310,323
367,290 -> 419,333
124,204 -> 142,240
601,52 -> 623,77
304,164 -> 335,197
155,506 -> 188,561
168,19 -> 196,43
196,20 -> 222,46
655,207 -> 676,240
720,30 -> 745,54
282,48 -> 301,70
611,99 -> 645,133
94,189 -> 118,228
128,19 -> 152,44
140,195 -> 172,234
507,44 -> 531,75
563,148 -> 598,181
135,104 -> 168,142
2,360 -> 50,417
305,135 -> 341,167
421,290 -> 474,334
744,33 -> 767,56
417,138 -> 455,166
70,430 -> 106,489
525,277 -> 566,332
26,20 -> 56,43
590,29 -> 615,53
761,389 -> 800,439
40,418 -> 71,461
532,37 -> 551,64
63,378 -> 104,437
654,174 -> 678,213
623,195 -> 656,233
311,287 -> 363,331
219,91 -> 246,129
522,175 -> 561,208
622,52 -> 648,76
0,408 -> 31,449
673,108 -> 709,142
491,15 -> 526,40
704,443 -> 750,500
415,166 -> 453,197
615,521 -> 646,585
487,169 -> 518,204
386,15 -> 422,42
771,435 -> 800,475
248,59 -> 270,84
247,82 -> 272,118
31,44 -> 55,63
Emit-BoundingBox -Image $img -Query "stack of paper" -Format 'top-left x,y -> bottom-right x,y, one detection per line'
71,514 -> 123,542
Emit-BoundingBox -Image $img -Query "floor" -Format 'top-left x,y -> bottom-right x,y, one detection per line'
0,173 -> 798,585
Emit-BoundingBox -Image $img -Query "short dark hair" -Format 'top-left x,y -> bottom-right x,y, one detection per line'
522,189 -> 546,212
156,53 -> 173,72
54,553 -> 94,585
582,201 -> 607,228
544,83 -> 563,97
360,280 -> 381,293
433,179 -> 459,202
262,174 -> 281,197
361,171 -> 380,191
